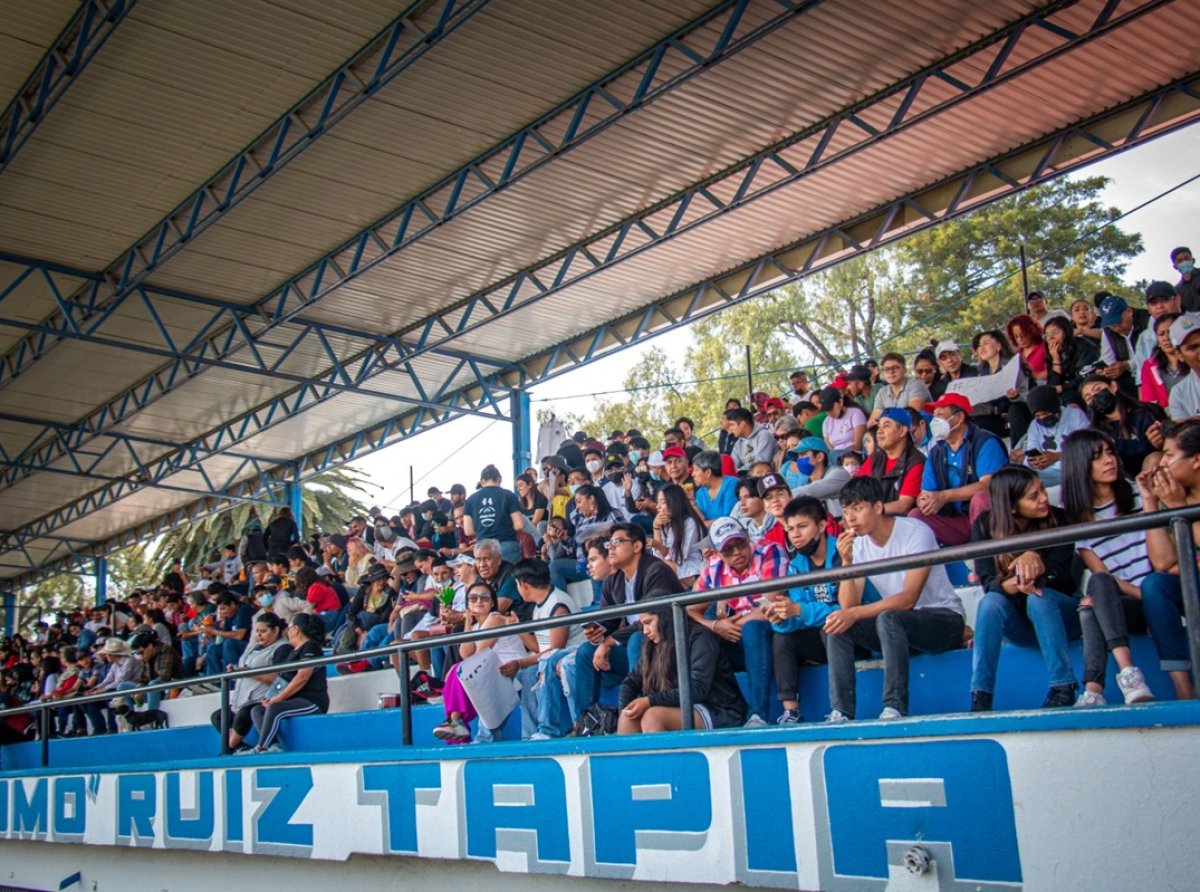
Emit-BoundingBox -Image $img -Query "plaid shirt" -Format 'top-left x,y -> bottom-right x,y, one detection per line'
694,541 -> 787,615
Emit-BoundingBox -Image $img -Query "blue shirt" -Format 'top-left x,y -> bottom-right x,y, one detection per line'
773,537 -> 881,632
920,432 -> 1007,501
695,475 -> 740,521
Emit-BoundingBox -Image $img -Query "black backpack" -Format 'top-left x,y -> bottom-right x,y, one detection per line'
571,703 -> 619,736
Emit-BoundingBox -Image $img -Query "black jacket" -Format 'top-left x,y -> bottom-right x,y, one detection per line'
618,622 -> 747,728
971,508 -> 1078,596
599,552 -> 684,644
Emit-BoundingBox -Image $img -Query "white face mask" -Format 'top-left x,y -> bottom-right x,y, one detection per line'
568,484 -> 580,496
585,460 -> 602,473
930,416 -> 952,441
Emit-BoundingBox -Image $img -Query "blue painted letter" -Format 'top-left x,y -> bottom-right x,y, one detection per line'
464,758 -> 569,863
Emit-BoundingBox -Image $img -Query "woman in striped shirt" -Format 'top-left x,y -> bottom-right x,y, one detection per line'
1062,429 -> 1183,706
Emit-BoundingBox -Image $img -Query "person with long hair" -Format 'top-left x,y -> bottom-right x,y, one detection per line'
211,613 -> 292,752
249,613 -> 328,754
1061,429 -> 1184,706
972,329 -> 1030,443
648,483 -> 705,585
967,466 -> 1081,711
1139,312 -> 1187,408
617,604 -> 746,733
1070,297 -> 1101,343
1006,313 -> 1048,382
1079,374 -> 1166,476
548,482 -> 619,596
1043,315 -> 1099,404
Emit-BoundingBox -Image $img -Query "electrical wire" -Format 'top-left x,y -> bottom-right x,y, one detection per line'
376,419 -> 499,510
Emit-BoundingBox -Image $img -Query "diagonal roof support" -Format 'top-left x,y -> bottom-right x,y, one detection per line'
0,0 -> 138,174
0,0 -> 812,434
0,0 -> 491,390
5,70 -> 1200,589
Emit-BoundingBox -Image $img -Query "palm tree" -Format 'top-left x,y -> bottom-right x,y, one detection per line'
154,467 -> 376,576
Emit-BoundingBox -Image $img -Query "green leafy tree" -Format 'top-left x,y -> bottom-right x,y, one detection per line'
154,468 -> 376,575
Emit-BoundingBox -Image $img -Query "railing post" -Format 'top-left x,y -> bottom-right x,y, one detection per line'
1171,517 -> 1200,698
672,602 -> 693,730
399,649 -> 413,746
39,707 -> 50,768
219,677 -> 231,755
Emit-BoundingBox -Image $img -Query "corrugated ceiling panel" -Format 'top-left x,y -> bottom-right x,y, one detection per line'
0,0 -> 79,111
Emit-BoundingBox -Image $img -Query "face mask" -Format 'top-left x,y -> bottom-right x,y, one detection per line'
585,459 -> 602,473
1040,412 -> 1060,427
930,416 -> 952,441
1088,390 -> 1117,416
795,537 -> 821,558
628,450 -> 642,463
1179,260 -> 1196,276
649,471 -> 662,481
258,593 -> 274,607
796,457 -> 815,475
568,484 -> 580,496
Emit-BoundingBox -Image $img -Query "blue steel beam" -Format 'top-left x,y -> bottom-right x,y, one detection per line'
0,0 -> 491,390
6,72 -> 1200,591
0,0 -> 1078,492
0,0 -> 810,424
0,0 -> 138,173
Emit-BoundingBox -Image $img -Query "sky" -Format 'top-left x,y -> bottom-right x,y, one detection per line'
348,124 -> 1200,514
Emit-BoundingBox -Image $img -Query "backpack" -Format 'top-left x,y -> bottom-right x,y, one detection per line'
571,703 -> 619,737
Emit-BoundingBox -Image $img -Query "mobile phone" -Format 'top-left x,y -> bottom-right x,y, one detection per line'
583,621 -> 603,634
1025,449 -> 1042,458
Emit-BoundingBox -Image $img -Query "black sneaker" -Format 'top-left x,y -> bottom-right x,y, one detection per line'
1042,683 -> 1077,708
970,691 -> 993,712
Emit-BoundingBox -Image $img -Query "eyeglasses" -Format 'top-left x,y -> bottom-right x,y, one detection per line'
718,539 -> 748,556
882,365 -> 904,373
607,537 -> 634,548
466,594 -> 491,602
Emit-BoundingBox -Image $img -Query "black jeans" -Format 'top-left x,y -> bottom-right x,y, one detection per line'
771,626 -> 827,705
826,608 -> 964,717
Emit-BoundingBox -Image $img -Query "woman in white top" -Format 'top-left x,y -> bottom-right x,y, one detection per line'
648,484 -> 705,585
1062,428 -> 1184,706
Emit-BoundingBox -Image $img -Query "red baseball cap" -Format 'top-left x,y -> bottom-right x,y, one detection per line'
924,393 -> 973,415
661,446 -> 688,461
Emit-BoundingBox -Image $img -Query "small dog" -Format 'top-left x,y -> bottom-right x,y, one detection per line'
121,708 -> 169,731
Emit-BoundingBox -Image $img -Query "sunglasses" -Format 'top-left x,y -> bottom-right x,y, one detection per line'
466,594 -> 491,603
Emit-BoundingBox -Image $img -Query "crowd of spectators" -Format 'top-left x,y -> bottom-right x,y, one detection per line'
4,250 -> 1200,748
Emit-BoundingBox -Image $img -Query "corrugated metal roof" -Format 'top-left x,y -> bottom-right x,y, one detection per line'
0,0 -> 1197,585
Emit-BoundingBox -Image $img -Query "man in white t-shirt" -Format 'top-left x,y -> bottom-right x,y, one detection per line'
1167,312 -> 1200,420
823,476 -> 965,721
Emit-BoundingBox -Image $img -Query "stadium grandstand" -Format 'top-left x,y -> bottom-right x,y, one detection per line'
2,0 -> 1200,890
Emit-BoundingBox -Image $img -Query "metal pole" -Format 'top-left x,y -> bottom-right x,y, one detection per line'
409,466 -> 414,506
511,389 -> 531,485
672,602 -> 694,731
1171,517 -> 1200,697
288,467 -> 304,538
745,345 -> 754,404
39,707 -> 49,768
399,649 -> 413,745
219,676 -> 231,754
1019,245 -> 1029,300
94,557 -> 108,606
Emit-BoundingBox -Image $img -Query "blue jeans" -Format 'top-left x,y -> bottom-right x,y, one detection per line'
970,588 -> 1081,693
205,636 -> 248,676
536,648 -> 576,737
359,622 -> 395,669
117,680 -> 163,710
498,539 -> 523,564
572,631 -> 643,715
1139,572 -> 1190,672
318,608 -> 345,639
549,558 -> 587,592
717,619 -> 774,720
1032,464 -> 1063,488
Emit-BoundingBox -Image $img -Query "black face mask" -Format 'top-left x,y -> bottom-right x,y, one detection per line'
1088,390 -> 1117,416
795,537 -> 822,558
1040,412 -> 1060,427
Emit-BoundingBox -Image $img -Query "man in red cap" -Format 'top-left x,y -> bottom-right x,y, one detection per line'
661,445 -> 693,491
910,393 -> 1007,545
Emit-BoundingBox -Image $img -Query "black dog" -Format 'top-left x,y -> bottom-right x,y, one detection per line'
117,707 -> 169,731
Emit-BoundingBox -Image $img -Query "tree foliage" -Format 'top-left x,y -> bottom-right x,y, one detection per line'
573,176 -> 1141,436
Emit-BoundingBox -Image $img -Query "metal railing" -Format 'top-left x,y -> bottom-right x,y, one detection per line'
3,505 -> 1199,767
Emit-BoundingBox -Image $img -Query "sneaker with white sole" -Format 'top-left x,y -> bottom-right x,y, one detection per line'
878,707 -> 903,720
776,708 -> 803,725
825,709 -> 851,723
433,720 -> 464,741
744,714 -> 769,729
1074,689 -> 1106,707
1116,666 -> 1154,704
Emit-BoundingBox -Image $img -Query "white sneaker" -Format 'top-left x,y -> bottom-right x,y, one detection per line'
825,709 -> 850,724
1074,689 -> 1106,707
878,707 -> 903,721
743,714 -> 768,728
528,732 -> 552,740
1116,666 -> 1154,704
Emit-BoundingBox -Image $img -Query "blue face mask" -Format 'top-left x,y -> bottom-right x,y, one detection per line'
796,457 -> 815,475
1179,260 -> 1195,276
629,450 -> 642,463
259,593 -> 274,607
649,471 -> 662,481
